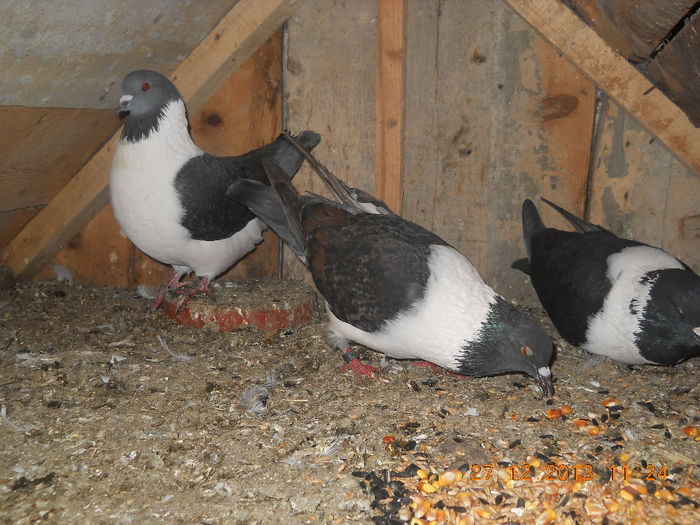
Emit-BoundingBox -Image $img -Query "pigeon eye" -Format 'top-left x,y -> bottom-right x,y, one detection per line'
141,82 -> 151,92
521,346 -> 533,357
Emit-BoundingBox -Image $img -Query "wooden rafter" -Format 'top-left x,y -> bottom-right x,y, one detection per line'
503,0 -> 700,175
2,0 -> 301,280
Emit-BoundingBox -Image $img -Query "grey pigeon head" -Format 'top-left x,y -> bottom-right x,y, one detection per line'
637,268 -> 700,364
457,296 -> 555,395
116,70 -> 183,142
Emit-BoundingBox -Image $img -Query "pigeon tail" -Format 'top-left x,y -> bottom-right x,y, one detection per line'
269,130 -> 321,181
540,197 -> 604,233
521,199 -> 545,261
226,178 -> 305,259
281,131 -> 393,214
260,158 -> 307,257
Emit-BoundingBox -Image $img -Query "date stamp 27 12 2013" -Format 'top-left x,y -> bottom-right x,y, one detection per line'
466,463 -> 671,483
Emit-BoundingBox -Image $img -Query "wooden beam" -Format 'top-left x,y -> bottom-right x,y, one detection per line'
502,0 -> 700,175
375,0 -> 407,213
2,0 -> 301,280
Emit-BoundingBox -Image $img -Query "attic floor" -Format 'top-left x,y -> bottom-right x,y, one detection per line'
0,280 -> 698,524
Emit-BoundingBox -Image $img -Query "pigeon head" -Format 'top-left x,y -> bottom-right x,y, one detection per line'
637,268 -> 700,364
116,70 -> 183,142
457,296 -> 554,396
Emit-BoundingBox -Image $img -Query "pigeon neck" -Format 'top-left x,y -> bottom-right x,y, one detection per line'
120,98 -> 192,146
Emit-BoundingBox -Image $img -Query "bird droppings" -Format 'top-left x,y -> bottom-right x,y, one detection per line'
0,280 -> 698,523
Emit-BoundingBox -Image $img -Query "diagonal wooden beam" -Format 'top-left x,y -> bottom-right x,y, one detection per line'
2,0 -> 301,280
502,0 -> 700,175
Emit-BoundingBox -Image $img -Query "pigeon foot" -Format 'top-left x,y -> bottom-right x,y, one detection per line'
176,277 -> 213,314
152,272 -> 188,311
339,347 -> 378,386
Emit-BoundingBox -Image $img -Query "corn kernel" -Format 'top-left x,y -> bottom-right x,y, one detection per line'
585,501 -> 606,518
586,425 -> 600,436
438,470 -> 458,486
418,480 -> 437,493
560,405 -> 572,415
474,508 -> 491,519
603,498 -> 620,512
682,425 -> 698,438
536,508 -> 557,525
574,419 -> 588,429
417,469 -> 429,480
546,409 -> 563,419
602,398 -> 619,407
620,487 -> 635,501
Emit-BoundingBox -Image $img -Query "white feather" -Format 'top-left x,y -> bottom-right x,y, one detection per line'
584,245 -> 684,363
327,244 -> 497,370
110,100 -> 265,278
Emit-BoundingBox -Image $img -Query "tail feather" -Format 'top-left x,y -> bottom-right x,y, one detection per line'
522,199 -> 545,261
540,197 -> 603,233
281,131 -> 392,214
261,158 -> 307,257
269,130 -> 321,180
226,178 -> 305,259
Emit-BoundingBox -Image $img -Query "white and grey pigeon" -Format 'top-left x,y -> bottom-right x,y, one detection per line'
228,134 -> 554,395
514,198 -> 700,365
110,70 -> 320,310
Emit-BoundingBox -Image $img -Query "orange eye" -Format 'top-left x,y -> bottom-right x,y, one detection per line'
521,346 -> 533,357
142,82 -> 151,91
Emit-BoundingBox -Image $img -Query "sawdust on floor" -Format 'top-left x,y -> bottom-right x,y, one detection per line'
0,280 -> 698,524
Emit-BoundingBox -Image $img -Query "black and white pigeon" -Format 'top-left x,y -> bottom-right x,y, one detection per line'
110,70 -> 320,310
228,135 -> 554,394
514,198 -> 700,365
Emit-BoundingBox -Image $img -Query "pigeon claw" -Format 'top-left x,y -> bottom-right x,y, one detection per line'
339,347 -> 378,386
175,277 -> 213,314
152,272 -> 188,312
339,358 -> 378,386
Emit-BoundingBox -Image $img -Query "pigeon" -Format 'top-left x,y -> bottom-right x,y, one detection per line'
228,135 -> 554,395
110,70 -> 321,310
514,198 -> 700,365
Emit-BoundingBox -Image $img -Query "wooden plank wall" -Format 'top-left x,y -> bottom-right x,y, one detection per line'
284,0 -> 698,303
9,0 -> 698,306
35,31 -> 284,287
0,108 -> 118,247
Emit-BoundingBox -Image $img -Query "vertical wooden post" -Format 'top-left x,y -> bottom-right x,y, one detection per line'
376,0 -> 407,213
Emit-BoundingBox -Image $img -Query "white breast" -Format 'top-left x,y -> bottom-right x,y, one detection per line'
110,101 -> 265,277
327,244 -> 497,370
583,245 -> 684,363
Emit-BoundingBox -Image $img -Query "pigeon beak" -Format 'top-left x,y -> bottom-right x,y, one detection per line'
536,366 -> 554,397
693,326 -> 700,338
116,94 -> 133,119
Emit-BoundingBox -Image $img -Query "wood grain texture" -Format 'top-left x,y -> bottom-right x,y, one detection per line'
47,32 -> 284,288
0,208 -> 37,249
283,0 -> 378,282
571,0 -> 695,61
588,101 -> 700,274
503,0 -> 700,175
0,107 -> 117,212
2,0 -> 299,280
644,11 -> 700,127
375,0 -> 407,213
403,0 -> 596,301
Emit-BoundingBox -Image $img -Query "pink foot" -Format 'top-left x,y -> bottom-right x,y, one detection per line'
176,276 -> 212,313
413,361 -> 467,379
339,347 -> 378,386
413,361 -> 441,374
152,272 -> 188,311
